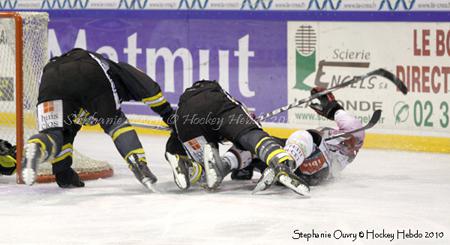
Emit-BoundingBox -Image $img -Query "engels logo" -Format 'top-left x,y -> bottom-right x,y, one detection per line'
49,30 -> 256,98
378,0 -> 416,11
293,25 -> 371,91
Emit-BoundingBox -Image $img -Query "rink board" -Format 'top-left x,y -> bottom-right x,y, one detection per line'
2,10 -> 449,153
79,120 -> 450,153
286,22 -> 450,137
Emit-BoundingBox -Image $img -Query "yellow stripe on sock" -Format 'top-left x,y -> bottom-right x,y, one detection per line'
254,137 -> 271,153
124,148 -> 146,161
46,135 -> 57,157
27,138 -> 47,156
266,148 -> 286,165
142,92 -> 163,103
277,155 -> 292,164
112,126 -> 135,141
61,143 -> 73,151
51,152 -> 73,164
51,143 -> 74,164
149,99 -> 168,108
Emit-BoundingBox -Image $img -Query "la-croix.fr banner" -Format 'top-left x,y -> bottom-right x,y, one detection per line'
47,11 -> 288,122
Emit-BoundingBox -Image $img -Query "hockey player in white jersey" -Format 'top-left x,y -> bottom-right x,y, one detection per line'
232,86 -> 365,189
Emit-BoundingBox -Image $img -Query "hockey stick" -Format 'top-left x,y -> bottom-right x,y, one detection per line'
325,109 -> 382,141
131,109 -> 382,136
132,109 -> 382,139
257,68 -> 408,121
131,69 -> 405,131
131,122 -> 172,131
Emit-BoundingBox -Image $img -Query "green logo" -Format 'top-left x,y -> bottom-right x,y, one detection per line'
394,101 -> 409,124
294,25 -> 316,91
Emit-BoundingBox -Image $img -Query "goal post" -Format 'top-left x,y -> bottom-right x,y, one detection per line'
1,12 -> 31,183
0,12 -> 113,184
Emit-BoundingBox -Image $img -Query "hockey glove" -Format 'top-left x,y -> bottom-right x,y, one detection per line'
55,168 -> 85,188
309,87 -> 343,120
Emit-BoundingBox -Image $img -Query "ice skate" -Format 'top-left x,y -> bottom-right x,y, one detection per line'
252,166 -> 276,193
128,154 -> 158,192
276,167 -> 310,197
253,163 -> 310,197
165,152 -> 191,190
21,142 -> 46,186
203,143 -> 230,190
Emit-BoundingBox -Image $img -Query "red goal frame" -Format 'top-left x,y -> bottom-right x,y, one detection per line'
1,12 -> 113,184
0,12 -> 24,184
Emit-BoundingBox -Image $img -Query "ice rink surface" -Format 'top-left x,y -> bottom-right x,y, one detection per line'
1,131 -> 450,245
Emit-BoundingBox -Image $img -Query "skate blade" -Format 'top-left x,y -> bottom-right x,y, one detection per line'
252,168 -> 276,194
203,145 -> 220,189
204,162 -> 219,189
173,173 -> 189,190
141,178 -> 159,193
251,182 -> 269,194
166,153 -> 189,190
22,168 -> 36,186
278,175 -> 310,197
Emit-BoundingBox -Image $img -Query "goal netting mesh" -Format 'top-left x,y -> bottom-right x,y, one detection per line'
0,12 -> 113,183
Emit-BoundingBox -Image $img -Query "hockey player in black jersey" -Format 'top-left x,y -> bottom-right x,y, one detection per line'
165,80 -> 310,196
22,48 -> 175,190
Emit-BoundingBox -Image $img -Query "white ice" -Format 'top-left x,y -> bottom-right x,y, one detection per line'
1,131 -> 450,245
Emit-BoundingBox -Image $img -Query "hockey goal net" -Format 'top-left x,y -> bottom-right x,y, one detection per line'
0,12 -> 113,183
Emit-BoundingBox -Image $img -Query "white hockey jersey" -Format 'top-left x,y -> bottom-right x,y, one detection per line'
284,110 -> 365,182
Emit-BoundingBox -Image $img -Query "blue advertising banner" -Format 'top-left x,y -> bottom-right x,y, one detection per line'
48,11 -> 287,120
2,0 -> 450,12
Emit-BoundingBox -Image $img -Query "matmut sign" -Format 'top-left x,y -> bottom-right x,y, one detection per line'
48,15 -> 287,119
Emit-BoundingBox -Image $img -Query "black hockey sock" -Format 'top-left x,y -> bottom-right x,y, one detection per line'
104,118 -> 146,162
254,137 -> 292,166
236,129 -> 292,167
27,131 -> 62,162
